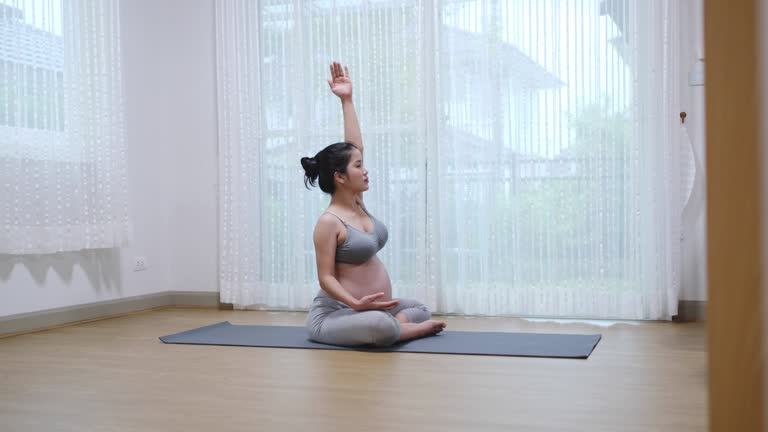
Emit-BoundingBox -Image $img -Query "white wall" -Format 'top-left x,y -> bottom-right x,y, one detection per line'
0,0 -> 218,317
134,0 -> 218,294
679,0 -> 708,301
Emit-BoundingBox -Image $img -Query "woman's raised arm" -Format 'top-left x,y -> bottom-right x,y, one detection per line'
328,61 -> 363,155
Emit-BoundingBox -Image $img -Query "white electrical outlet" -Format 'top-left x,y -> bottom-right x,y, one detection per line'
134,256 -> 147,272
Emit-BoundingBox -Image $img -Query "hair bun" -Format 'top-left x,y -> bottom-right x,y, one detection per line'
301,156 -> 319,177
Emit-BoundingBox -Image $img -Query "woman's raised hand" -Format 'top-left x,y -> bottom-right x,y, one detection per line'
351,292 -> 399,311
327,61 -> 352,100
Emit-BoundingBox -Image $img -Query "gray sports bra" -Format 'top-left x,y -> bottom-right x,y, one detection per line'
324,207 -> 388,265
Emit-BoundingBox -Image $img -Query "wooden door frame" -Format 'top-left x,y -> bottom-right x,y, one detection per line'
705,0 -> 766,430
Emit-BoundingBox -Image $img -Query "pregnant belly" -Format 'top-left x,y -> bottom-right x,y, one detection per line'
336,256 -> 393,301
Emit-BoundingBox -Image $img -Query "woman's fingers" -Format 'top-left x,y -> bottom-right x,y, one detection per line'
328,62 -> 350,82
372,300 -> 399,310
381,300 -> 399,309
361,292 -> 385,304
357,293 -> 400,310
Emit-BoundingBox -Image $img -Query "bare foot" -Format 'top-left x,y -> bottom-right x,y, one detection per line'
420,320 -> 447,336
398,320 -> 447,342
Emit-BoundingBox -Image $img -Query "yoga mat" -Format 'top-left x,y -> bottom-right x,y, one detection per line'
160,322 -> 601,359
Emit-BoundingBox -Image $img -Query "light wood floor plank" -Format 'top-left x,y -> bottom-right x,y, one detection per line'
0,308 -> 706,432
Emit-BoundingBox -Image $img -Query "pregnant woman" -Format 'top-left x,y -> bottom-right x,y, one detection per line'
301,62 -> 446,347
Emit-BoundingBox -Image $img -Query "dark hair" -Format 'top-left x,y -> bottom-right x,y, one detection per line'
300,142 -> 357,194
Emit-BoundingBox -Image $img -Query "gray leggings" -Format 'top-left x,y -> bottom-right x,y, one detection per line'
306,290 -> 432,347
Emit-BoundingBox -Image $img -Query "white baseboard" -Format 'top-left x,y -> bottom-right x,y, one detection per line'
0,291 -> 221,338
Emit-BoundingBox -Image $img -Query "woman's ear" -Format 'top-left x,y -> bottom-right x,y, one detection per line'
334,171 -> 346,184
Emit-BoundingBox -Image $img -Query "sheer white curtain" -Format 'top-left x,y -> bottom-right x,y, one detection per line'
217,0 -> 429,309
217,0 -> 685,320
428,0 -> 683,319
0,0 -> 130,254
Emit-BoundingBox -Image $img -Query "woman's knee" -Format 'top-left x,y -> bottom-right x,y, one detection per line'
369,312 -> 400,347
399,301 -> 431,323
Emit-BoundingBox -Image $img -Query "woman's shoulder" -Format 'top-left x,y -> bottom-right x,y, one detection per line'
314,211 -> 346,246
316,211 -> 345,229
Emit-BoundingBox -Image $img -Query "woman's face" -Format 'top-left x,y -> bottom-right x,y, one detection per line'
338,148 -> 369,192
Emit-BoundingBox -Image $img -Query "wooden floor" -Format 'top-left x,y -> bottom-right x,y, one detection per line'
0,308 -> 707,432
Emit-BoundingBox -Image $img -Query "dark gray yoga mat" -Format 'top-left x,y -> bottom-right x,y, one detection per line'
160,321 -> 601,359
